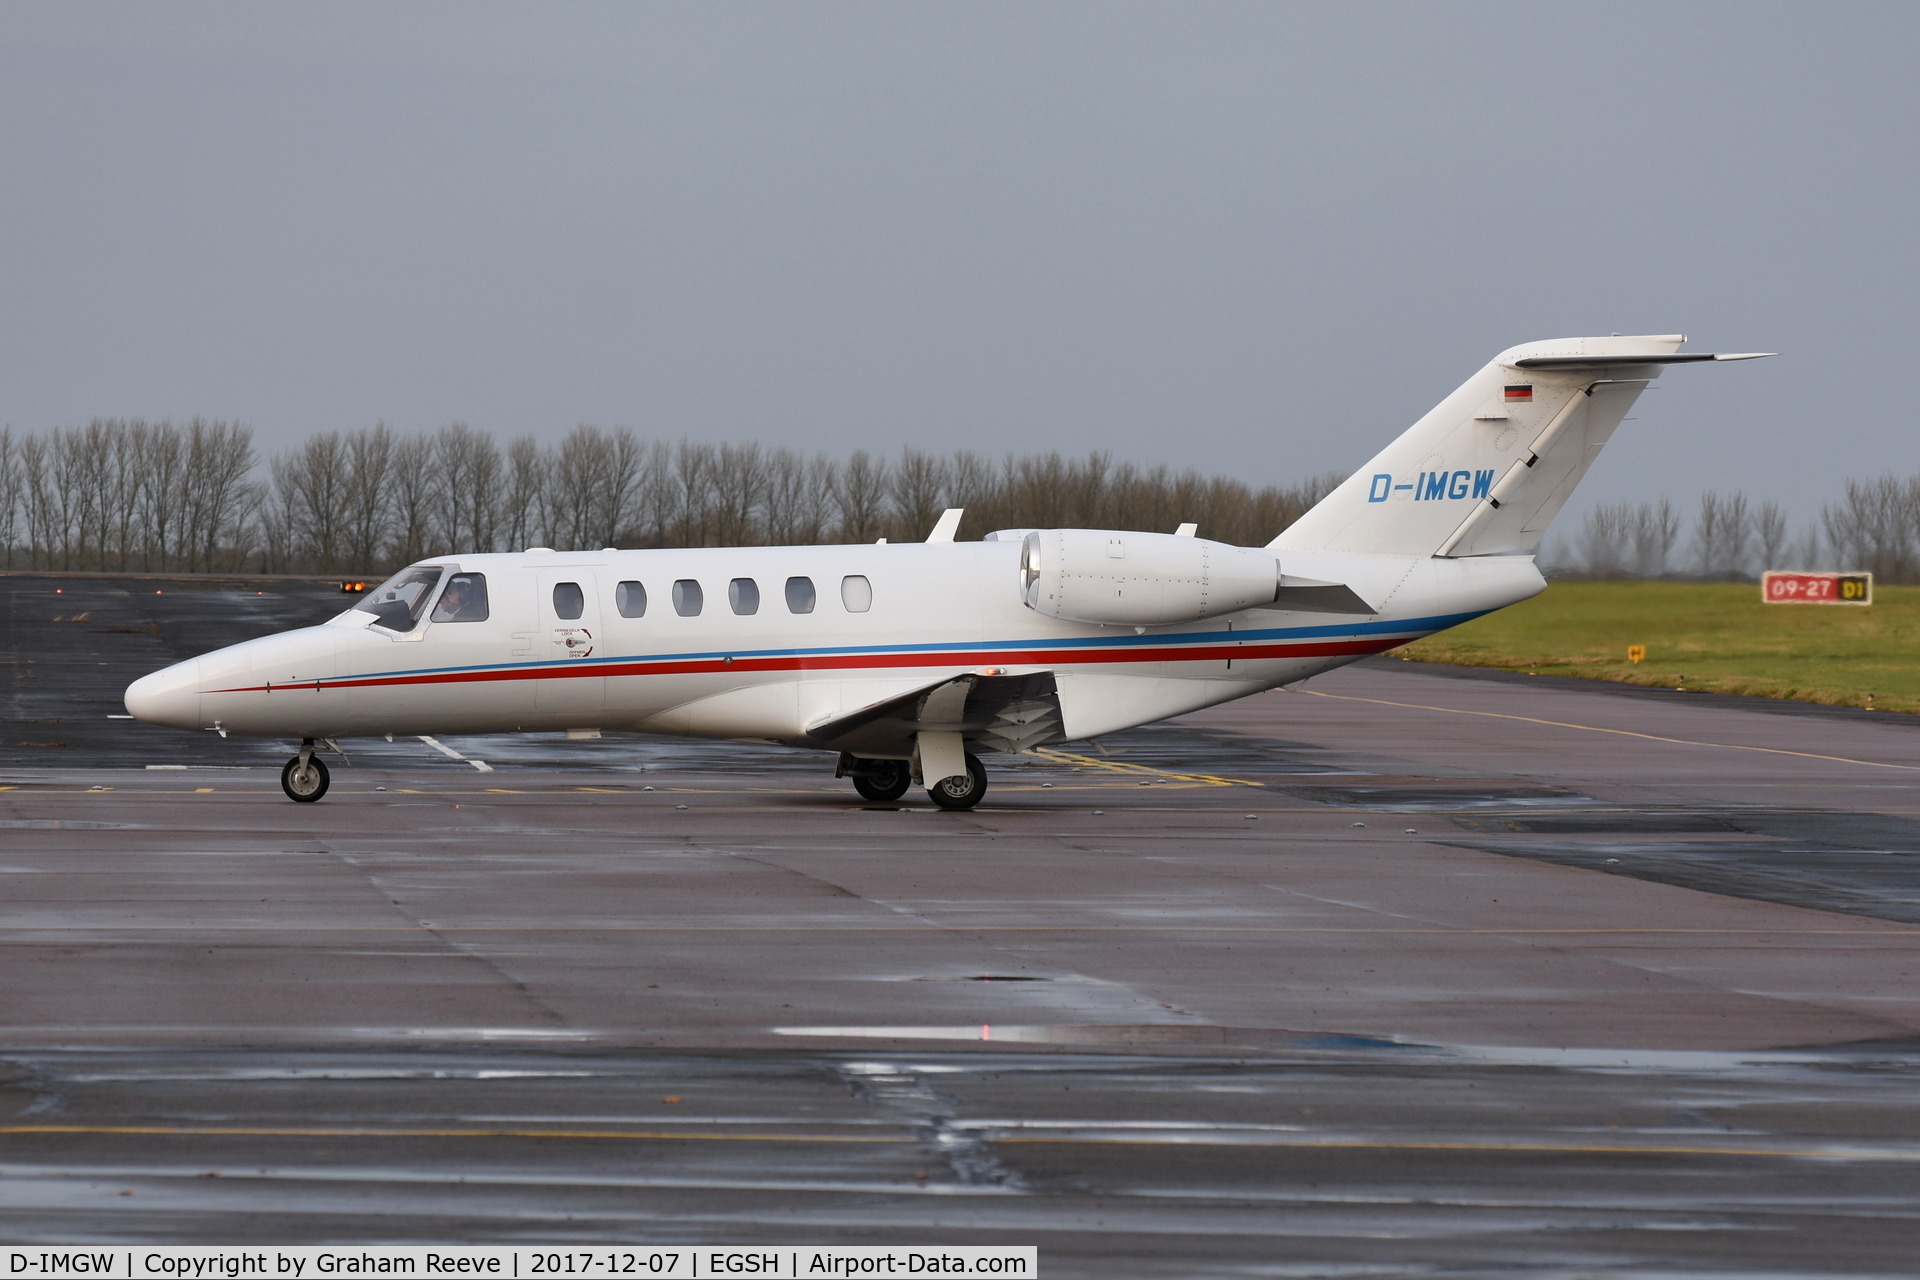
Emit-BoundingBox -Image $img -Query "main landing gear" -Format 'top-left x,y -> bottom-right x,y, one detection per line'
836,753 -> 989,809
927,753 -> 989,811
281,740 -> 330,803
838,754 -> 911,802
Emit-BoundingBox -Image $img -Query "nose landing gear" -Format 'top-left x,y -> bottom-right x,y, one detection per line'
281,740 -> 330,803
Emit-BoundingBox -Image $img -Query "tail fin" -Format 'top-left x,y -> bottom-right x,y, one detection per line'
1271,336 -> 1772,558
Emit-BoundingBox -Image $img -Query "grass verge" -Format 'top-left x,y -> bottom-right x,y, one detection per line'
1395,580 -> 1920,713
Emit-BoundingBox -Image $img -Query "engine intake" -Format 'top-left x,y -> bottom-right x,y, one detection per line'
1019,529 -> 1280,626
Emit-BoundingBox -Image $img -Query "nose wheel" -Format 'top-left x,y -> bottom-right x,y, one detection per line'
281,748 -> 330,803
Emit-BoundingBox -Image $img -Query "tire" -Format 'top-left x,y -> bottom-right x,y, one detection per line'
281,754 -> 330,803
927,753 -> 988,810
851,759 -> 911,802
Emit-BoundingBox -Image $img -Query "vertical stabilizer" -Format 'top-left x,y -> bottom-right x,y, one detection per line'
1271,336 -> 1763,559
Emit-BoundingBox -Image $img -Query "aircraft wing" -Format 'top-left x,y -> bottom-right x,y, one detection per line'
804,670 -> 1062,758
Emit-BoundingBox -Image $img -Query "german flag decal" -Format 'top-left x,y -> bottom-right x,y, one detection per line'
1504,384 -> 1533,401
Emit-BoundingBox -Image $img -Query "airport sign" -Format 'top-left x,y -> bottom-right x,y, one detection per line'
1761,571 -> 1872,605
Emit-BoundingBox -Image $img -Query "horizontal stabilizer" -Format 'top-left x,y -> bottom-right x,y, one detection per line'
1514,352 -> 1776,370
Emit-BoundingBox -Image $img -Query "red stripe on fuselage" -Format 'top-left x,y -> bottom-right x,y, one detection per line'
209,634 -> 1410,696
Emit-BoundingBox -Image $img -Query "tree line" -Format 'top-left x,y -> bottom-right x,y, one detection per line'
1561,482 -> 1917,581
3,417 -> 1906,581
0,419 -> 1341,575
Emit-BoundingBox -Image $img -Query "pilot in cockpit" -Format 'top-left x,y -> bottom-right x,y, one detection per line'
431,574 -> 489,622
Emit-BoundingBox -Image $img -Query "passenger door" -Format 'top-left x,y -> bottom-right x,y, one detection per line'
535,569 -> 605,715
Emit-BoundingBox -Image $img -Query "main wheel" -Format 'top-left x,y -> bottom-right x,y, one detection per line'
281,754 -> 330,803
927,753 -> 988,810
851,758 -> 911,802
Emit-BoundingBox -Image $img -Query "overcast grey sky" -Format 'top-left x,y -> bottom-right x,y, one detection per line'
2,2 -> 1915,528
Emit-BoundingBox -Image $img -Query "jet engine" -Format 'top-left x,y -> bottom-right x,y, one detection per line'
1018,529 -> 1280,626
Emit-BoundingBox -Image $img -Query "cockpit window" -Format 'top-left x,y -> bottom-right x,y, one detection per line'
431,573 -> 489,623
354,565 -> 444,633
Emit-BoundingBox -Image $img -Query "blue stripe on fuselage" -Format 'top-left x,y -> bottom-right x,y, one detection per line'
324,608 -> 1490,686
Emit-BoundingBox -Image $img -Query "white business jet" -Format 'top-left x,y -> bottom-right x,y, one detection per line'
126,336 -> 1768,806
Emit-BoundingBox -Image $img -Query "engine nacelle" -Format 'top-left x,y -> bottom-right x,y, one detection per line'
1018,528 -> 1280,626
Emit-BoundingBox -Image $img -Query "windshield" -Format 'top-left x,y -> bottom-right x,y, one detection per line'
354,565 -> 444,633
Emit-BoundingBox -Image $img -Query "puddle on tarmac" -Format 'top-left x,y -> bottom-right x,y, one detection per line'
1283,784 -> 1593,810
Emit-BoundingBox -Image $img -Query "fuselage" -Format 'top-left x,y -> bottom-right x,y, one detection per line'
123,540 -> 1545,753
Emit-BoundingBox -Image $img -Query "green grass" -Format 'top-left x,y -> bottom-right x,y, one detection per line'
1396,580 -> 1920,713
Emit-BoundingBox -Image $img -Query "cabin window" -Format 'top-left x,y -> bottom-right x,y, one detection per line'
673,579 -> 704,617
615,580 -> 647,618
729,578 -> 760,615
785,576 -> 816,614
840,574 -> 873,613
552,582 -> 584,621
354,565 -> 444,633
430,573 -> 489,623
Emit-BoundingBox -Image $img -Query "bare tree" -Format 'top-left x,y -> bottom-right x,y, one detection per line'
132,422 -> 187,570
88,420 -> 146,571
709,442 -> 770,546
1063,452 -> 1113,529
19,434 -> 56,569
502,434 -> 549,552
1627,499 -> 1681,577
1579,503 -> 1629,577
1753,500 -> 1789,572
667,441 -> 717,547
1694,490 -> 1753,580
1822,476 -> 1920,582
272,433 -> 351,572
0,428 -> 20,569
180,420 -> 257,572
890,447 -> 951,539
761,448 -> 834,545
338,425 -> 396,571
430,423 -> 506,554
833,449 -> 890,543
594,427 -> 647,549
387,434 -> 437,566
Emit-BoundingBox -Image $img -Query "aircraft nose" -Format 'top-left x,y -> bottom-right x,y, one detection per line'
124,659 -> 204,730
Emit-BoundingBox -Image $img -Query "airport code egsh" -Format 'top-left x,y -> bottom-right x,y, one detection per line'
4,1251 -> 1035,1279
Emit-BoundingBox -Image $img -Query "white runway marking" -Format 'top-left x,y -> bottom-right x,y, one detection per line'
417,735 -> 493,772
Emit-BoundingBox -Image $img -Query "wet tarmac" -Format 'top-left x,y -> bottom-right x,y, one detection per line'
6,574 -> 1920,1274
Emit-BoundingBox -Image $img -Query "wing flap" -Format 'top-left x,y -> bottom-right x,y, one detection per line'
805,670 -> 1062,757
